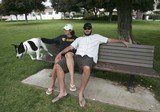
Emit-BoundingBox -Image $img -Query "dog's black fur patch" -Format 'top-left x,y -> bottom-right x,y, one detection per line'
28,41 -> 38,51
18,43 -> 25,53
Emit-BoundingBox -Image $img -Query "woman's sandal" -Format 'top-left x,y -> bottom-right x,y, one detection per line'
52,93 -> 68,103
46,88 -> 53,95
69,84 -> 77,91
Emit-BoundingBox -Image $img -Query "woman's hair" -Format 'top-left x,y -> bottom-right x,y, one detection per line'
70,30 -> 75,36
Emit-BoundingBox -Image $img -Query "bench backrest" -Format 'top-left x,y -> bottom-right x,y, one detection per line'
98,43 -> 155,68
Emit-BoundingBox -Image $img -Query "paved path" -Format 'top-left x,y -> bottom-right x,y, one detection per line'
22,69 -> 160,112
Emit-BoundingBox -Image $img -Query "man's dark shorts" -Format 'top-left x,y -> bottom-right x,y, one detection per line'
57,55 -> 95,73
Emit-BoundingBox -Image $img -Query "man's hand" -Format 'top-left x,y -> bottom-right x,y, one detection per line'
54,45 -> 74,63
55,53 -> 62,63
122,40 -> 129,48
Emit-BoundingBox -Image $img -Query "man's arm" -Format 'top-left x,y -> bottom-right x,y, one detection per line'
108,38 -> 128,47
60,45 -> 74,55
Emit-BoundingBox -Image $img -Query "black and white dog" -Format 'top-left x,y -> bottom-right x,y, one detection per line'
12,38 -> 53,60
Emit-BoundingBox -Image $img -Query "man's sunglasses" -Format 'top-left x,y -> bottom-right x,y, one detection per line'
83,27 -> 91,30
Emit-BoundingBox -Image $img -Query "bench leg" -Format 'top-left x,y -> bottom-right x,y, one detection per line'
128,75 -> 135,93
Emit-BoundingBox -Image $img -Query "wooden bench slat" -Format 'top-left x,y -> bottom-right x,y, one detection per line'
99,53 -> 154,61
99,56 -> 153,65
102,43 -> 155,49
101,47 -> 154,53
101,46 -> 154,51
100,47 -> 154,54
99,49 -> 154,57
99,53 -> 153,63
98,59 -> 153,68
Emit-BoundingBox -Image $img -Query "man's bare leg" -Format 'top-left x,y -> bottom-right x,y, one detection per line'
79,66 -> 91,107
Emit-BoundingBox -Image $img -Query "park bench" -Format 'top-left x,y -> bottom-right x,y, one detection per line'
41,43 -> 160,92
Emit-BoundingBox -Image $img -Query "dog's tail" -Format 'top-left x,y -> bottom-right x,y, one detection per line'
41,38 -> 57,44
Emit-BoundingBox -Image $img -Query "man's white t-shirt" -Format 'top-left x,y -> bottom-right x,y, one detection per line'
71,34 -> 108,63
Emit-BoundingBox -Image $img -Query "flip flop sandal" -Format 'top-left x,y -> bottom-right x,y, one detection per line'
70,84 -> 77,91
46,88 -> 53,95
52,94 -> 68,103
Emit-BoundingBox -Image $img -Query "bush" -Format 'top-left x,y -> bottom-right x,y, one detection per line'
148,14 -> 160,20
73,14 -> 84,18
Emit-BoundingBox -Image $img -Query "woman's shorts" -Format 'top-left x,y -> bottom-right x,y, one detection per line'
57,55 -> 95,73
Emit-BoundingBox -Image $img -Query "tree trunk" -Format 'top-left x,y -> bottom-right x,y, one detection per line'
117,0 -> 134,44
25,13 -> 28,23
15,14 -> 18,22
93,7 -> 98,17
40,13 -> 42,20
84,9 -> 89,17
108,8 -> 113,22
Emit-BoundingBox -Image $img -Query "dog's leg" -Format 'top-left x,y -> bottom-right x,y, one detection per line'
44,48 -> 53,56
41,42 -> 53,56
29,54 -> 36,60
40,53 -> 43,58
48,52 -> 53,57
36,50 -> 42,60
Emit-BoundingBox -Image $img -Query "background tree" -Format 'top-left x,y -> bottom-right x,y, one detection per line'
103,0 -> 116,22
132,0 -> 154,12
51,0 -> 79,18
116,0 -> 134,43
116,0 -> 154,43
132,0 -> 154,19
2,0 -> 19,20
2,0 -> 45,22
0,4 -> 4,18
79,0 -> 100,17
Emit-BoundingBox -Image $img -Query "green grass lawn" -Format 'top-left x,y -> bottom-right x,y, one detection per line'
0,20 -> 159,112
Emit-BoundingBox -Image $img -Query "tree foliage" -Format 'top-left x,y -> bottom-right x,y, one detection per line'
2,0 -> 45,21
51,0 -> 79,13
132,0 -> 154,12
0,3 -> 4,16
2,0 -> 17,15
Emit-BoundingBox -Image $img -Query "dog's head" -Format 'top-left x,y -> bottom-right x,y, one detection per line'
12,42 -> 25,59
